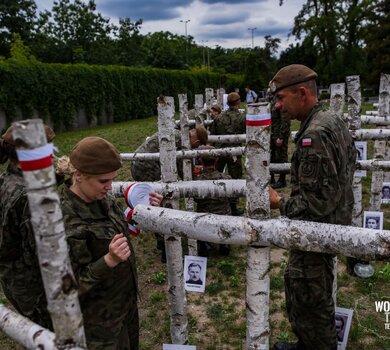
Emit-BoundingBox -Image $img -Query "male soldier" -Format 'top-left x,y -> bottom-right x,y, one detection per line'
210,92 -> 245,216
269,64 -> 356,350
270,95 -> 291,189
131,125 -> 208,262
0,125 -> 55,330
194,145 -> 231,256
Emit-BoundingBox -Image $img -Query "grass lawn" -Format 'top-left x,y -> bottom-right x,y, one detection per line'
2,103 -> 390,349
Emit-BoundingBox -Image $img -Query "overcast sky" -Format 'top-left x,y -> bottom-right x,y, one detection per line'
35,0 -> 306,51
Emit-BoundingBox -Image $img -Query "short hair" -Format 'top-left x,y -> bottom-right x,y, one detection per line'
193,125 -> 208,146
288,79 -> 317,97
188,262 -> 201,270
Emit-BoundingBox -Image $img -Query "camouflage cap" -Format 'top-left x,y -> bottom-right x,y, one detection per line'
269,64 -> 318,93
2,124 -> 55,145
70,136 -> 122,175
211,105 -> 221,113
227,92 -> 240,105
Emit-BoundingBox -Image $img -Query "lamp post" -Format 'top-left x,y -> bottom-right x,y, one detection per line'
248,27 -> 257,48
180,19 -> 191,66
201,40 -> 208,67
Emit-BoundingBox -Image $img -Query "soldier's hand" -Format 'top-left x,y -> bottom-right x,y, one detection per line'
150,192 -> 163,207
104,233 -> 131,268
276,138 -> 283,147
269,186 -> 283,209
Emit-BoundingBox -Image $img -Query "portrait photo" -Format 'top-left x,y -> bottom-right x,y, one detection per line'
354,141 -> 367,177
335,307 -> 353,350
382,182 -> 390,204
184,255 -> 207,293
363,211 -> 383,230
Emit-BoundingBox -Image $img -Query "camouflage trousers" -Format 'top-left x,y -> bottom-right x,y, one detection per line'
284,251 -> 337,350
270,138 -> 289,164
216,156 -> 242,205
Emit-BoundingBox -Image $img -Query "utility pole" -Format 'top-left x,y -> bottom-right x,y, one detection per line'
180,19 -> 190,66
248,27 -> 257,48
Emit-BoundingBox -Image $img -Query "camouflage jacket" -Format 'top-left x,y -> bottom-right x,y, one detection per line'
131,130 -> 182,181
61,186 -> 138,328
280,104 -> 356,225
194,168 -> 232,215
209,107 -> 245,148
0,163 -> 50,326
271,101 -> 291,141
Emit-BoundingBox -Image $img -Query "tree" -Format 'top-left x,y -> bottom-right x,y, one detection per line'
364,0 -> 390,86
0,0 -> 37,57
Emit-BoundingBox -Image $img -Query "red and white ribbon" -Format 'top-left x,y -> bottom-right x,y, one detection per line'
124,183 -> 136,208
246,113 -> 271,126
124,207 -> 141,236
16,143 -> 54,171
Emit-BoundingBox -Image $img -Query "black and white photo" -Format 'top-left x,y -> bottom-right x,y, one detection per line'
363,211 -> 383,230
184,255 -> 207,293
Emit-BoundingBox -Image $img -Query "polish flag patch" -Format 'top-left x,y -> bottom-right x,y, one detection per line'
246,113 -> 271,126
302,138 -> 312,147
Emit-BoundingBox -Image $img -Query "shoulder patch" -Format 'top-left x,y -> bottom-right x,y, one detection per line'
302,138 -> 312,147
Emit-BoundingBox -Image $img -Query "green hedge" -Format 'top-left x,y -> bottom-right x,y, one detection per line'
0,61 -> 243,130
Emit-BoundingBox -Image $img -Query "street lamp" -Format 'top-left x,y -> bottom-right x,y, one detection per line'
180,19 -> 191,66
200,40 -> 208,66
248,27 -> 257,48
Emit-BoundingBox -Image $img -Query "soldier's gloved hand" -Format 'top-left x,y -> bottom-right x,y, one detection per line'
104,233 -> 131,268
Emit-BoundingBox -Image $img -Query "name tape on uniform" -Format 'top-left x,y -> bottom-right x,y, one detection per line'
16,143 -> 54,171
246,113 -> 271,126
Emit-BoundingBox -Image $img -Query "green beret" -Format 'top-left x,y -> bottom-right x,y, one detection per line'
227,92 -> 240,105
2,124 -> 55,145
269,64 -> 318,93
70,136 -> 122,175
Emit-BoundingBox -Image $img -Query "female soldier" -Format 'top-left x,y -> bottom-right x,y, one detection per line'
0,124 -> 54,329
58,136 -> 162,350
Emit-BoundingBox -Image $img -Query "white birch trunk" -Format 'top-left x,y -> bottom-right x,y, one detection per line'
175,119 -> 213,127
179,93 -> 197,256
158,96 -> 188,344
360,115 -> 390,125
330,83 -> 345,120
370,74 -> 390,208
11,119 -> 86,349
245,104 -> 270,350
208,134 -> 246,143
379,74 -> 390,182
121,146 -> 245,161
346,75 -> 361,130
205,88 -> 214,120
132,205 -> 390,260
195,94 -> 204,110
217,88 -> 225,108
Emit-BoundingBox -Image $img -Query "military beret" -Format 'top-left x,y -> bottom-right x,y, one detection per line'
269,64 -> 318,93
227,92 -> 241,105
70,136 -> 122,175
2,124 -> 55,145
211,105 -> 221,113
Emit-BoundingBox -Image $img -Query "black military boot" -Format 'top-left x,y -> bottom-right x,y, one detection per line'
230,203 -> 244,216
272,174 -> 287,189
272,341 -> 305,350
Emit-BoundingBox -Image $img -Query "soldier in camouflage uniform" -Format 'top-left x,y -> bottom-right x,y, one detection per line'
194,145 -> 231,256
0,125 -> 54,329
270,97 -> 291,189
59,136 -> 162,350
269,65 -> 356,350
131,125 -> 208,262
209,92 -> 245,216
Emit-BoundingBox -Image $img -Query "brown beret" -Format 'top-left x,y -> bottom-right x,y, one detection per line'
70,136 -> 122,175
211,105 -> 221,113
269,64 -> 318,93
2,124 -> 55,145
227,92 -> 240,105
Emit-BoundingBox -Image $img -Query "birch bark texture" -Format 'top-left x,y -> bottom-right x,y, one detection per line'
11,119 -> 86,349
329,83 -> 345,120
132,205 -> 390,261
157,96 -> 188,344
380,74 -> 390,182
179,93 -> 197,256
245,104 -> 271,350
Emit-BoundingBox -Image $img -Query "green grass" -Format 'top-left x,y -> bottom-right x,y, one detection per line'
2,103 -> 390,349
